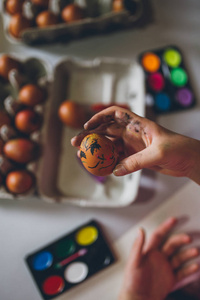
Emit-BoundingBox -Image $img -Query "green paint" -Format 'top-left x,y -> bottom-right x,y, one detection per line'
55,239 -> 76,258
171,68 -> 188,87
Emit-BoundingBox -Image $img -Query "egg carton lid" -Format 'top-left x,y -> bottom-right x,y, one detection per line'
37,56 -> 145,207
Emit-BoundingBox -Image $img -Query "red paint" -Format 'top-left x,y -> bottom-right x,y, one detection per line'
147,72 -> 165,92
42,276 -> 64,295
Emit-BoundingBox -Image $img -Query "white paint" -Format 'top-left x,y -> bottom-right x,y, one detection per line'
64,262 -> 89,283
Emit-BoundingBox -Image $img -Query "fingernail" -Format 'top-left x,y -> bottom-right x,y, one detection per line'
71,137 -> 76,144
113,164 -> 127,176
84,122 -> 88,129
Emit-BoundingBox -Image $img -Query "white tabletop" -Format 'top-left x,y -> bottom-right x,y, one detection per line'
1,1 -> 200,299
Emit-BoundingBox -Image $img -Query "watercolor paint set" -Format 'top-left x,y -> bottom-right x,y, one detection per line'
25,220 -> 115,299
138,45 -> 196,113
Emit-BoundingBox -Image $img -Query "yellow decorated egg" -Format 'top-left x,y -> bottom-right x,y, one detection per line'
80,133 -> 118,177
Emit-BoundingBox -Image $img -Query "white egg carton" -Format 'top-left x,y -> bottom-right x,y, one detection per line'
0,55 -> 145,207
37,57 -> 145,207
1,0 -> 150,45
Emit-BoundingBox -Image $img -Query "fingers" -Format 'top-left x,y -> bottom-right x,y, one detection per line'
127,228 -> 145,268
84,106 -> 141,130
71,107 -> 149,150
162,233 -> 191,257
71,130 -> 91,147
145,217 -> 177,251
113,146 -> 162,176
171,247 -> 199,269
176,263 -> 199,281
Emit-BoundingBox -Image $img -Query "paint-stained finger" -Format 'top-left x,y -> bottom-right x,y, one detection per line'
145,217 -> 177,252
84,106 -> 141,131
162,234 -> 191,257
171,247 -> 199,270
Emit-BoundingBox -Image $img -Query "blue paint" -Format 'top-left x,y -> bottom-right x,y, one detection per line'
33,251 -> 53,271
155,93 -> 171,111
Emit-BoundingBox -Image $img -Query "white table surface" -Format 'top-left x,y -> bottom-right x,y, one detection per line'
1,1 -> 200,299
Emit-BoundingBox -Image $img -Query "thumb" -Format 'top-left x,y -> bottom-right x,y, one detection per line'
113,147 -> 160,176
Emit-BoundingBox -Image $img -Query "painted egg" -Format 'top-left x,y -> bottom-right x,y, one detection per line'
80,133 -> 118,177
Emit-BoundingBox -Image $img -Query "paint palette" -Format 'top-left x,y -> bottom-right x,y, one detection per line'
138,45 -> 196,113
25,220 -> 115,299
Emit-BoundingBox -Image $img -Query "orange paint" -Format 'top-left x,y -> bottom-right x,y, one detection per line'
141,52 -> 160,73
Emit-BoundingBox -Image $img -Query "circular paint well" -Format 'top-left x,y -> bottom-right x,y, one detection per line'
141,52 -> 160,73
155,93 -> 171,111
147,72 -> 165,92
75,226 -> 98,246
175,88 -> 193,107
171,68 -> 188,86
163,48 -> 182,68
33,251 -> 53,271
55,239 -> 76,258
64,262 -> 88,283
42,275 -> 64,295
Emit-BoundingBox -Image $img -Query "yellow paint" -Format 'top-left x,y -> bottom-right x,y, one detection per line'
75,226 -> 98,246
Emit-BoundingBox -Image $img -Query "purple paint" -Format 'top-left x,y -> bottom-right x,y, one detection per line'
175,88 -> 193,107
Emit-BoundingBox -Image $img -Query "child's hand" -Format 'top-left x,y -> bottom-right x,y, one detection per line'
119,217 -> 199,300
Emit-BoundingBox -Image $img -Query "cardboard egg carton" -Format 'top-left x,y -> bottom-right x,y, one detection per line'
0,54 -> 50,200
2,0 -> 152,45
0,54 -> 145,207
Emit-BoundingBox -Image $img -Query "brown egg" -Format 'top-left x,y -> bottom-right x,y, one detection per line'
18,84 -> 46,107
58,100 -> 88,129
80,133 -> 118,176
0,55 -> 21,81
112,0 -> 124,12
31,0 -> 49,8
8,13 -> 32,38
36,10 -> 59,27
4,138 -> 39,164
0,111 -> 11,128
5,0 -> 25,15
6,169 -> 35,194
61,4 -> 85,23
15,109 -> 42,134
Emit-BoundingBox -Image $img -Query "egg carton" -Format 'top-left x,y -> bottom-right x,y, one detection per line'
0,54 -> 145,207
0,53 -> 51,200
1,0 -> 153,45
